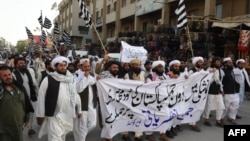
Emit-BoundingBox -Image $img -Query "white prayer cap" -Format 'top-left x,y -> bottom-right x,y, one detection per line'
192,56 -> 204,65
51,56 -> 70,69
79,58 -> 90,64
152,60 -> 165,69
223,57 -> 232,62
169,60 -> 181,67
60,42 -> 65,45
236,59 -> 245,65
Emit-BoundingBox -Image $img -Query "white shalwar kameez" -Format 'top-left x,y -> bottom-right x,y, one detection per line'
203,68 -> 225,120
73,71 -> 97,141
36,71 -> 81,141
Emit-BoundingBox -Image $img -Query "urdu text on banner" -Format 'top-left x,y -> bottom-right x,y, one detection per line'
120,41 -> 148,64
97,71 -> 212,138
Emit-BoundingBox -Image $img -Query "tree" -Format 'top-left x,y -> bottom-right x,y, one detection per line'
16,40 -> 26,53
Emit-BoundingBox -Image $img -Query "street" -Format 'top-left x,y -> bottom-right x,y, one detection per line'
23,99 -> 250,141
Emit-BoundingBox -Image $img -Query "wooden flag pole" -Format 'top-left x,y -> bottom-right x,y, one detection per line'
92,23 -> 107,52
186,26 -> 194,57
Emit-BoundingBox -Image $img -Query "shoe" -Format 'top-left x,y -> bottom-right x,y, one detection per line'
28,129 -> 36,136
171,128 -> 178,136
165,130 -> 174,138
227,118 -> 237,125
122,135 -> 131,141
145,134 -> 157,141
236,115 -> 242,119
176,125 -> 183,132
105,139 -> 113,141
215,122 -> 224,128
134,137 -> 143,141
190,125 -> 201,132
159,133 -> 170,141
204,121 -> 212,127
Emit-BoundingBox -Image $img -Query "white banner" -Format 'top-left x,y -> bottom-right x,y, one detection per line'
120,41 -> 147,64
97,72 -> 212,138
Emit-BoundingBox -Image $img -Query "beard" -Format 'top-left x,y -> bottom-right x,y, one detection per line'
1,78 -> 13,86
57,70 -> 67,75
132,68 -> 141,75
172,69 -> 180,75
196,64 -> 202,68
18,67 -> 27,73
110,70 -> 118,77
155,69 -> 164,76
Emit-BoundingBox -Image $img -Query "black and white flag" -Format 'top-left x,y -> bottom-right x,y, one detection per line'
41,30 -> 46,49
78,0 -> 92,27
38,12 -> 43,26
175,0 -> 188,29
43,17 -> 52,29
62,30 -> 71,48
53,23 -> 60,41
25,27 -> 33,39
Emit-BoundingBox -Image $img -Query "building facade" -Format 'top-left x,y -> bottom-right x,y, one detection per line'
56,0 -> 92,49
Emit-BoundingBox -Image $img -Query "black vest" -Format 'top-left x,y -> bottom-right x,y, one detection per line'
13,69 -> 37,101
45,75 -> 60,116
222,68 -> 238,94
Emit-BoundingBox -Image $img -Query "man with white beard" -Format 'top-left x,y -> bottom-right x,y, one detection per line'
233,59 -> 250,119
73,59 -> 97,141
36,56 -> 82,141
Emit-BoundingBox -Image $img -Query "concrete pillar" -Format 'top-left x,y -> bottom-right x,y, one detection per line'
161,3 -> 170,26
102,0 -> 107,42
115,0 -> 121,39
204,0 -> 216,18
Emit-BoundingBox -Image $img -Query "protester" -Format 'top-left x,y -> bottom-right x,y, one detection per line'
188,56 -> 204,132
73,59 -> 97,141
146,60 -> 170,141
233,59 -> 250,119
123,58 -> 145,141
36,56 -> 82,141
96,60 -> 122,141
203,57 -> 225,128
221,57 -> 239,124
0,66 -> 30,141
12,57 -> 38,136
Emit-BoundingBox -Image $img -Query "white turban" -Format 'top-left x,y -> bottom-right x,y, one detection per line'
152,60 -> 165,69
79,58 -> 90,64
236,59 -> 245,65
169,60 -> 181,67
51,56 -> 70,69
223,57 -> 232,62
192,56 -> 204,65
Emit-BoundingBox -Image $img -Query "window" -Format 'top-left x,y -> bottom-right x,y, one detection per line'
248,0 -> 250,13
96,11 -> 99,18
114,2 -> 117,11
131,0 -> 135,3
142,22 -> 147,32
107,5 -> 111,14
216,3 -> 223,18
101,9 -> 103,16
122,0 -> 126,8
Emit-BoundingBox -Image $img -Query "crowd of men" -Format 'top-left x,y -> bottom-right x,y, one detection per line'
0,45 -> 250,141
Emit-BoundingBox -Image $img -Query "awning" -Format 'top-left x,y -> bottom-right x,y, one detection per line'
212,14 -> 250,29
